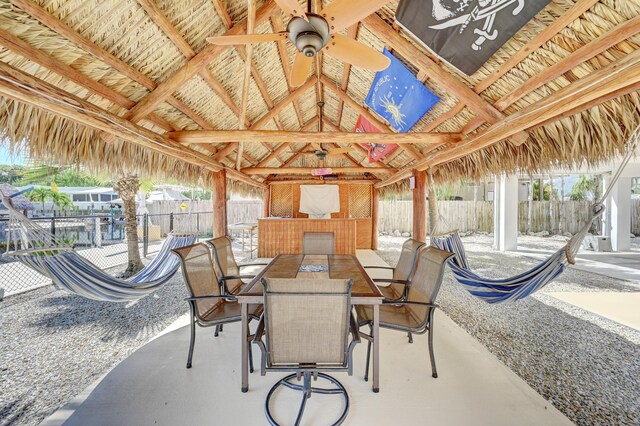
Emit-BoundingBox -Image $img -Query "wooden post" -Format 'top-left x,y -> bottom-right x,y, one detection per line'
413,170 -> 427,243
372,187 -> 379,250
212,170 -> 227,238
263,185 -> 270,218
427,169 -> 438,236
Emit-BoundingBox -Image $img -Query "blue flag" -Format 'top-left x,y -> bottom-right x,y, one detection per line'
365,49 -> 440,132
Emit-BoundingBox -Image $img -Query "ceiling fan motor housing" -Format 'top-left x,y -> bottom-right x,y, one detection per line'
287,14 -> 331,57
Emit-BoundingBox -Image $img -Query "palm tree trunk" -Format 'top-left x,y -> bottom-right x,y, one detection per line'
114,175 -> 142,277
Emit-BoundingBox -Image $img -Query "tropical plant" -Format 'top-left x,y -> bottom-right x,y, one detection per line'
532,181 -> 559,201
570,175 -> 597,201
113,175 -> 143,277
27,187 -> 55,211
51,192 -> 75,212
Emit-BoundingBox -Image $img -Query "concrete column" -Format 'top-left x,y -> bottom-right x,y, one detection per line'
493,178 -> 500,249
497,174 -> 519,251
610,176 -> 631,251
602,174 -> 612,237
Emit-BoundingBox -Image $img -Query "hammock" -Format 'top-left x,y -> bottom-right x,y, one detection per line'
430,125 -> 639,304
1,192 -> 196,302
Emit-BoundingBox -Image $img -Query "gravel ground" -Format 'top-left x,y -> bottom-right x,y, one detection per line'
1,235 -> 639,425
377,234 -> 640,426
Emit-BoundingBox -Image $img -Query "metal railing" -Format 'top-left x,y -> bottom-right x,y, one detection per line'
0,211 -> 214,296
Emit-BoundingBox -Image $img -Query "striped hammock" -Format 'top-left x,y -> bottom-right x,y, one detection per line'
16,233 -> 196,302
1,191 -> 196,302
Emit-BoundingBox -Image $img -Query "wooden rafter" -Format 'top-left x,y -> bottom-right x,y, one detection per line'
11,0 -> 216,132
363,14 -> 529,145
256,117 -> 320,167
169,130 -> 461,145
211,0 -> 233,29
336,24 -> 359,128
115,1 -> 278,128
377,47 -> 640,187
241,167 -> 397,175
236,0 -> 256,170
0,28 -> 175,133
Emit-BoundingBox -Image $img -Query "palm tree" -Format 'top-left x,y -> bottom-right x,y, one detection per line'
51,192 -> 74,213
27,187 -> 54,212
113,175 -> 143,277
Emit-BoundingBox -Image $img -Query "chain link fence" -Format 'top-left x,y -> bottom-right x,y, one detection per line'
0,211 -> 215,297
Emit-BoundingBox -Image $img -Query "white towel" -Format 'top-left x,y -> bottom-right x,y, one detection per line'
299,185 -> 340,216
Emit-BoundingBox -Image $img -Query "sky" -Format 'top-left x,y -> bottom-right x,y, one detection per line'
0,143 -> 26,166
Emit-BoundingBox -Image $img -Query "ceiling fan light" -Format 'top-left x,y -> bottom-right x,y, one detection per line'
297,32 -> 324,57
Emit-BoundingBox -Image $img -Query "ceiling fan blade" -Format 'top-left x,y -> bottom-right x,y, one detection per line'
274,0 -> 306,18
323,35 -> 390,71
328,147 -> 354,155
290,51 -> 313,87
320,0 -> 391,33
206,33 -> 288,45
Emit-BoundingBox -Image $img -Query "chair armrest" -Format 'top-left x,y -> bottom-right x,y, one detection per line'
239,263 -> 268,268
186,295 -> 236,302
382,300 -> 439,308
348,313 -> 361,344
372,278 -> 409,285
363,265 -> 394,271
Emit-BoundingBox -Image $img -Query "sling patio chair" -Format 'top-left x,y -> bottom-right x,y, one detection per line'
253,277 -> 360,426
302,232 -> 335,255
362,239 -> 426,302
357,246 -> 454,380
206,236 -> 268,296
172,243 -> 261,369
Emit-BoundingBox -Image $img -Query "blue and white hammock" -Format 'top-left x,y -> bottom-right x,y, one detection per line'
429,125 -> 639,303
0,192 -> 196,302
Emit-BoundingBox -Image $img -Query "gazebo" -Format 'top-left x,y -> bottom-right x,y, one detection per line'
0,0 -> 638,250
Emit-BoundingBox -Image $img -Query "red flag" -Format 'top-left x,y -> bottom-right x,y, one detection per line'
354,115 -> 398,163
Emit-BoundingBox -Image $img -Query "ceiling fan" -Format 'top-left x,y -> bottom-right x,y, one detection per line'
206,0 -> 392,86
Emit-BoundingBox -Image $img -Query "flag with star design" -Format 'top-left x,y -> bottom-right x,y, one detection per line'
365,48 -> 440,133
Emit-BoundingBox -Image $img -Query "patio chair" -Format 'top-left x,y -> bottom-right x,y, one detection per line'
172,243 -> 261,369
253,277 -> 360,426
302,232 -> 335,255
357,246 -> 453,380
206,236 -> 268,296
363,239 -> 426,302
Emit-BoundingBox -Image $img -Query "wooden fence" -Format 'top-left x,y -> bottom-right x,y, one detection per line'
147,199 -> 640,236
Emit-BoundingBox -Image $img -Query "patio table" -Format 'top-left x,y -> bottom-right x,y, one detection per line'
236,254 -> 384,393
228,222 -> 258,259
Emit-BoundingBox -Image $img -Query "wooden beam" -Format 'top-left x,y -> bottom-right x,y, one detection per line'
412,170 -> 427,243
236,0 -> 256,170
212,169 -> 227,238
494,16 -> 640,111
263,185 -> 270,217
256,117 -> 320,167
211,0 -> 233,29
270,13 -> 305,127
250,78 -> 316,129
371,187 -> 379,250
214,143 -> 238,161
374,168 -> 413,189
422,102 -> 466,133
169,130 -> 461,145
472,0 -> 601,94
363,14 -> 529,145
0,28 -> 176,133
241,167 -> 397,175
387,47 -> 640,178
0,60 -> 222,171
120,1 -> 278,125
11,0 -> 211,131
281,144 -> 311,168
337,24 -> 359,128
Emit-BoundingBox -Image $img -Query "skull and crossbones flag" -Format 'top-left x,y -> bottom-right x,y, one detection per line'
395,0 -> 551,76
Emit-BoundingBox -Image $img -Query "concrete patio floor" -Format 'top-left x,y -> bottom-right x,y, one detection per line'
42,250 -> 572,426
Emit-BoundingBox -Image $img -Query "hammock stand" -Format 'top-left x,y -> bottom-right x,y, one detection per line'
429,125 -> 639,304
0,191 -> 197,302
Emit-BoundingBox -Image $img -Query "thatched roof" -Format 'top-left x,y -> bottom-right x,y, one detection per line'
0,183 -> 34,211
0,0 -> 639,197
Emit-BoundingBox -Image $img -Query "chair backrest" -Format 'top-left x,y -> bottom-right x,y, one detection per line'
394,239 -> 427,281
207,236 -> 240,282
405,246 -> 454,326
262,278 -> 353,366
302,232 -> 335,255
172,243 -> 221,321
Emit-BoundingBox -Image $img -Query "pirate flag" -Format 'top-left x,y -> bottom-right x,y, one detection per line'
395,0 -> 551,76
354,115 -> 397,163
365,49 -> 440,133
